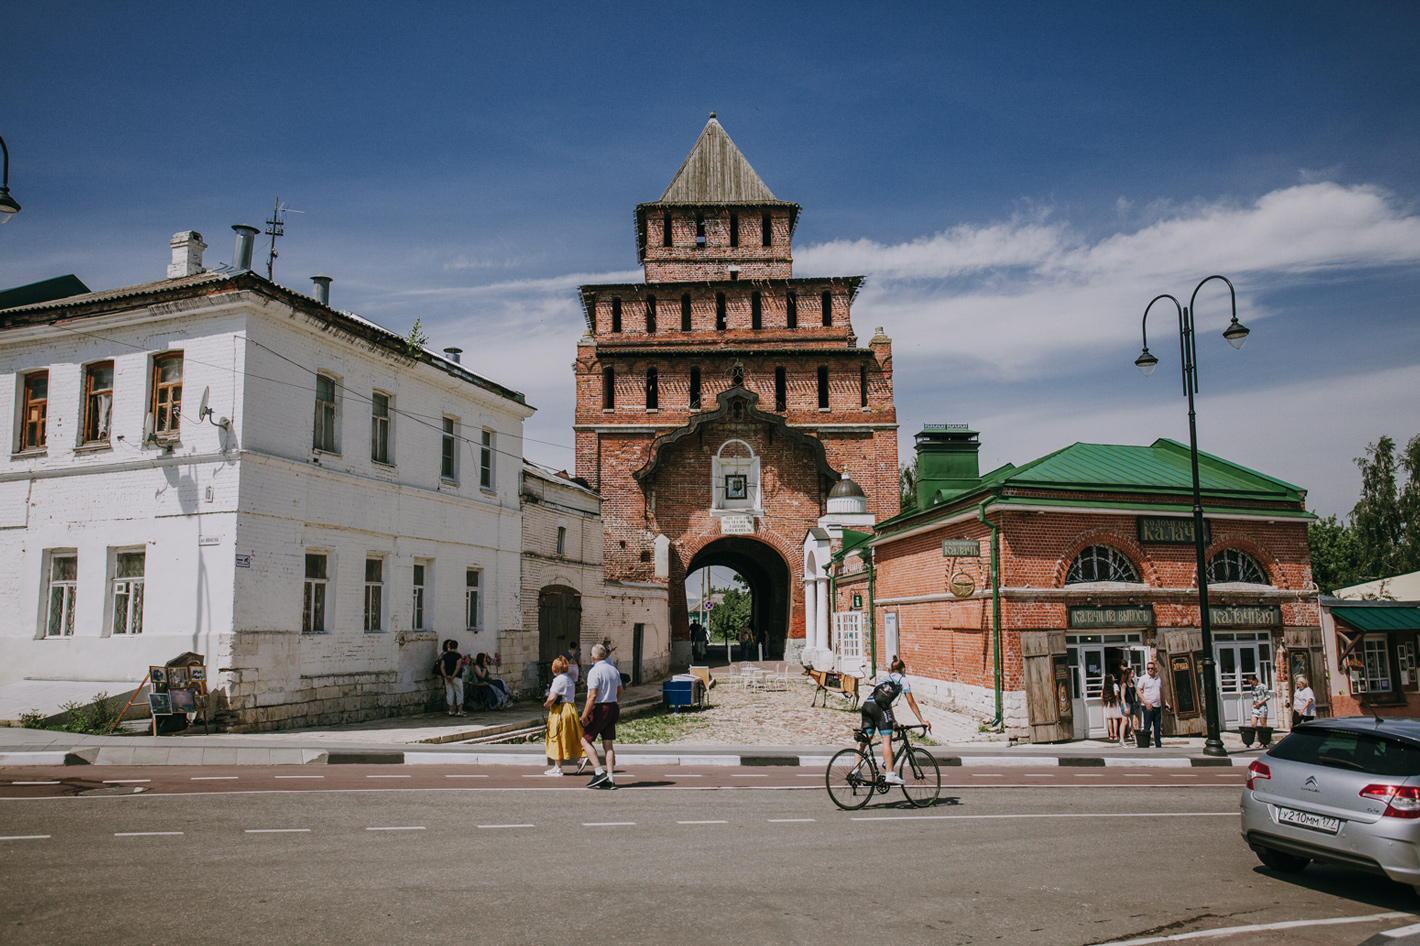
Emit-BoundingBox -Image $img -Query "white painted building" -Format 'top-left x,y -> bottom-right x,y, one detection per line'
0,229 -> 533,729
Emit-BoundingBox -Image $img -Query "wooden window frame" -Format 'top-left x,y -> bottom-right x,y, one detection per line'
364,557 -> 384,632
370,391 -> 391,464
465,568 -> 482,630
20,370 -> 48,451
111,549 -> 145,635
152,352 -> 183,440
441,417 -> 457,480
82,361 -> 114,444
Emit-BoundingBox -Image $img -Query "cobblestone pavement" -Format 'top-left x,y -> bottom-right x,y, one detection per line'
624,664 -> 1000,746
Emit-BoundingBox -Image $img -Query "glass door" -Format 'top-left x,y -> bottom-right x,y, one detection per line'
1214,634 -> 1274,729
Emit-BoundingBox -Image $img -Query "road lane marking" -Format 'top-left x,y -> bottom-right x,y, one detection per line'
365,775 -> 411,779
1170,774 -> 1198,778
1124,774 -> 1152,777
478,823 -> 534,829
850,811 -> 1237,822
1379,921 -> 1420,937
103,779 -> 150,784
1076,774 -> 1105,777
366,826 -> 425,831
583,822 -> 636,827
115,831 -> 183,837
12,781 -> 60,785
1101,910 -> 1415,945
769,818 -> 816,823
731,774 -> 768,778
678,820 -> 727,824
970,774 -> 1004,777
274,775 -> 324,779
244,828 -> 311,833
0,835 -> 50,840
673,774 -> 703,777
191,776 -> 238,781
797,774 -> 821,778
1024,774 -> 1052,777
445,774 -> 488,778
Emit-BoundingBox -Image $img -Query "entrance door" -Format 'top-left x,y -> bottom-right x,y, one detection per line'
537,586 -> 581,689
1214,634 -> 1275,729
1068,635 -> 1148,739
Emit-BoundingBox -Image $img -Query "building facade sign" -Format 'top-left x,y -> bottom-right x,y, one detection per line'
1137,517 -> 1211,545
942,539 -> 982,557
1209,604 -> 1281,627
1069,605 -> 1155,628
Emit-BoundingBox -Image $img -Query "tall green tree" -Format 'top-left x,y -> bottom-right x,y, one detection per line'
1307,514 -> 1363,594
1314,433 -> 1420,592
899,458 -> 918,513
707,579 -> 752,642
1352,435 -> 1403,580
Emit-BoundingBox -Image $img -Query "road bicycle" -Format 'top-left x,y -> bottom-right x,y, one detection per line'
825,723 -> 941,810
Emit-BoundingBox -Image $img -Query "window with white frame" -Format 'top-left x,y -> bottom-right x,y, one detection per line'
711,439 -> 760,512
441,418 -> 457,480
1356,636 -> 1393,693
313,374 -> 338,453
1065,545 -> 1141,584
45,551 -> 77,637
480,429 -> 494,489
465,568 -> 481,630
412,561 -> 429,630
364,557 -> 384,632
556,522 -> 567,556
111,550 -> 144,635
370,392 -> 391,464
303,552 -> 329,633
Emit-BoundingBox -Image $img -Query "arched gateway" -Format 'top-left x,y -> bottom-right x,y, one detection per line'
573,116 -> 899,665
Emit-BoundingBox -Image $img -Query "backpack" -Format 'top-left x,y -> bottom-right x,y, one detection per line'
871,676 -> 903,707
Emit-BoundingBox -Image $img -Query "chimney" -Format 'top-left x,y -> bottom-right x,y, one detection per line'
311,275 -> 332,305
231,224 -> 258,272
168,231 -> 207,278
913,425 -> 982,508
443,347 -> 463,364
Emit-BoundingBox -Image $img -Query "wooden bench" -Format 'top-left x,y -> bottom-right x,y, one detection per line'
803,667 -> 860,709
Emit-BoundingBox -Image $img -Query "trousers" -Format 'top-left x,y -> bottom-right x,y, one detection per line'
1140,705 -> 1163,747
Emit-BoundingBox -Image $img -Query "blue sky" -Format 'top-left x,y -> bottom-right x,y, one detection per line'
4,2 -> 1418,518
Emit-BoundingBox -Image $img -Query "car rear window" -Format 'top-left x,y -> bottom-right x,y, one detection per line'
1269,728 -> 1420,777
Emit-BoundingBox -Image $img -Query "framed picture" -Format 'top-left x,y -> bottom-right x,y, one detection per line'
194,693 -> 210,711
149,667 -> 167,690
167,667 -> 190,688
724,474 -> 747,500
189,667 -> 206,682
169,688 -> 196,714
148,692 -> 172,715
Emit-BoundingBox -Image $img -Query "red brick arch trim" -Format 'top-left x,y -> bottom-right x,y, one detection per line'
634,386 -> 839,485
1204,534 -> 1286,589
1055,530 -> 1159,588
678,530 -> 800,573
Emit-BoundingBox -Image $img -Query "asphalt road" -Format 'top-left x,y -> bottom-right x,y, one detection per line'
1,764 -> 1416,946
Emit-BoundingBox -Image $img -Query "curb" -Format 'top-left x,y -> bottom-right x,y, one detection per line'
0,749 -> 1254,768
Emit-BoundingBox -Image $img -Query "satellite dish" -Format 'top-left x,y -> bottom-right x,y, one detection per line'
143,412 -> 155,443
198,387 -> 211,421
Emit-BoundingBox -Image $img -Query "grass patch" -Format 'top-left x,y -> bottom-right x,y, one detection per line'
615,706 -> 708,744
21,692 -> 122,734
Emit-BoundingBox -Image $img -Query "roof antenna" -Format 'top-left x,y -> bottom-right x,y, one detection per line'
264,197 -> 305,281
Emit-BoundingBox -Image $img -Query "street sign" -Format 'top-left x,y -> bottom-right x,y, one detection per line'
703,601 -> 714,611
942,539 -> 982,557
852,593 -> 863,608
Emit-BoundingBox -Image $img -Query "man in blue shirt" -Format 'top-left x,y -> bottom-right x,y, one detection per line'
580,644 -> 623,789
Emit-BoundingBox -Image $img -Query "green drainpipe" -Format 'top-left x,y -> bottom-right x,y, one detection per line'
866,547 -> 877,680
978,496 -> 1003,729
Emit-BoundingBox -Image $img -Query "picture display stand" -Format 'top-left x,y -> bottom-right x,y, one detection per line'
146,663 -> 211,735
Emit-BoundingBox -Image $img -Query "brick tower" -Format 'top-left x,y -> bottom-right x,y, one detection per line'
574,115 -> 898,663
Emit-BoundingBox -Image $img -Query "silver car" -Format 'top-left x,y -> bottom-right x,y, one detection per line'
1241,716 -> 1420,891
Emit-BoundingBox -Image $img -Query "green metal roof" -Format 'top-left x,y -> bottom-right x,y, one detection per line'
1331,606 -> 1420,632
0,274 -> 91,310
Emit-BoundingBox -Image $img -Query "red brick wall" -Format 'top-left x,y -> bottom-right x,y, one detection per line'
642,207 -> 794,282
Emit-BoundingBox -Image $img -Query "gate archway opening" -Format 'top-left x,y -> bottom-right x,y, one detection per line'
537,585 -> 581,687
685,537 -> 792,663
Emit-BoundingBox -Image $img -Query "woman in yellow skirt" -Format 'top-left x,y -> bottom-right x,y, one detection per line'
544,655 -> 584,775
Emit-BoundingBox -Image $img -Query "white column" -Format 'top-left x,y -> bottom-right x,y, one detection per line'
816,579 -> 830,653
803,578 -> 817,657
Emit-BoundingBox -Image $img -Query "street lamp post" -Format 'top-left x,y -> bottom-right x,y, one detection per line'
1135,274 -> 1250,758
0,135 -> 20,223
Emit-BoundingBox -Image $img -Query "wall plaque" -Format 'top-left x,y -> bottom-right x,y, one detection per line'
1069,605 -> 1154,628
942,539 -> 982,557
1138,517 -> 1211,545
719,515 -> 754,535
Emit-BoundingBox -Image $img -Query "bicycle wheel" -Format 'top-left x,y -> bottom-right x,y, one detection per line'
826,748 -> 874,810
896,745 -> 941,808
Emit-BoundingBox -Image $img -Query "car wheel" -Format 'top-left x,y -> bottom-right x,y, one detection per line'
1255,846 -> 1309,873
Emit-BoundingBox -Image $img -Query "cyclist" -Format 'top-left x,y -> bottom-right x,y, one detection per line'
857,657 -> 931,784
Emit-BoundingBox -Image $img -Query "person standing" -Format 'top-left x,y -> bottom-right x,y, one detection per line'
543,655 -> 583,776
1137,659 -> 1171,748
1119,665 -> 1138,747
738,623 -> 753,663
1101,672 -> 1123,745
1247,674 -> 1271,728
437,639 -> 466,717
580,643 -> 623,789
564,642 -> 582,686
1291,674 -> 1316,728
690,621 -> 707,661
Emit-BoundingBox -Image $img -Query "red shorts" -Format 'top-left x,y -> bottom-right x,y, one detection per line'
583,702 -> 619,742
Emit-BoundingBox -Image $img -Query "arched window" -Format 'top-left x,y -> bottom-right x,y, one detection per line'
1066,546 -> 1141,584
1208,549 -> 1269,584
712,439 -> 759,512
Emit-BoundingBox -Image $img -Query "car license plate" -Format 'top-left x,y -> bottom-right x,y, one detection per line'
1276,806 -> 1341,834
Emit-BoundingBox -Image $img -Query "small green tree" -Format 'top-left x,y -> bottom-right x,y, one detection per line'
707,579 -> 752,642
899,458 -> 918,513
1308,514 -> 1363,594
404,318 -> 429,358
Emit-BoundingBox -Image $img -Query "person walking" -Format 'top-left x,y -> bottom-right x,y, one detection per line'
737,623 -> 753,664
1137,658 -> 1171,748
1247,674 -> 1271,728
1119,665 -> 1138,747
564,642 -> 582,686
437,639 -> 466,717
1101,672 -> 1123,745
1292,674 -> 1316,728
580,643 -> 623,789
690,621 -> 707,661
543,655 -> 583,776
